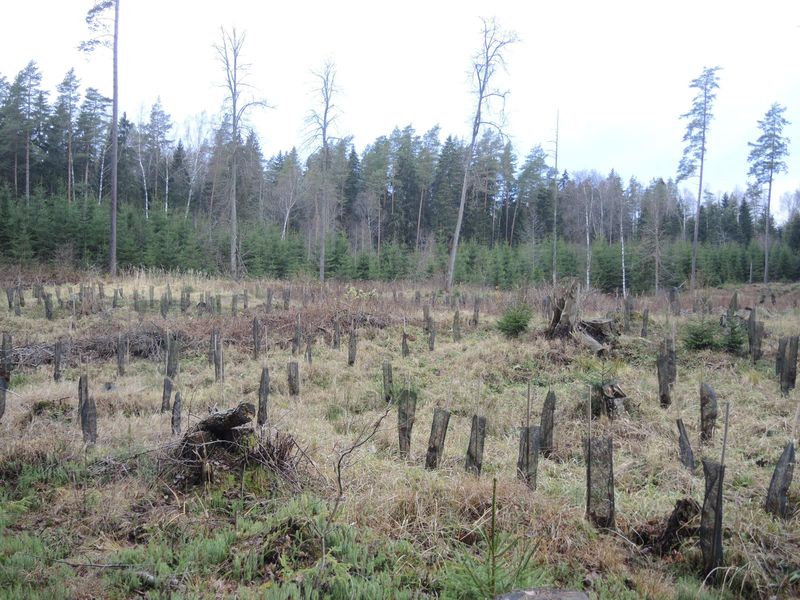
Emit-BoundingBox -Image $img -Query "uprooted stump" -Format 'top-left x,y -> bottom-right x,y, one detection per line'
177,402 -> 256,461
547,281 -> 618,354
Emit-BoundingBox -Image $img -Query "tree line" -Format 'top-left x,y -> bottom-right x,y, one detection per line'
0,37 -> 797,291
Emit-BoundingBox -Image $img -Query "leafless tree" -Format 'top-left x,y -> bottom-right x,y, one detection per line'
306,60 -> 339,282
215,27 -> 266,276
446,18 -> 517,292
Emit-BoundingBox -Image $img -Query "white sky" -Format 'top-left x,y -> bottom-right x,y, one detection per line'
2,0 -> 800,215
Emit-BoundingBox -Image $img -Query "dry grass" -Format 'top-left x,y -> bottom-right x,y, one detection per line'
1,275 -> 799,598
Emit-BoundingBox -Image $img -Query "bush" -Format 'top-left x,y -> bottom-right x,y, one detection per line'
497,304 -> 532,338
683,319 -> 720,351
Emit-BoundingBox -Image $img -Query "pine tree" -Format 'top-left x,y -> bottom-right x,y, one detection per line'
747,102 -> 790,285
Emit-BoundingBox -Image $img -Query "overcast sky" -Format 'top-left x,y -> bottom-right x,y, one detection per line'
2,0 -> 799,215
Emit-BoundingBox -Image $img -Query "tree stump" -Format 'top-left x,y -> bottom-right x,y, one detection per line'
161,333 -> 179,412
397,389 -> 417,458
402,331 -> 410,357
471,296 -> 480,326
423,304 -> 430,333
117,333 -> 127,376
382,361 -> 393,403
425,408 -> 450,469
765,442 -> 795,519
266,288 -> 274,313
171,391 -> 182,435
453,310 -> 461,342
160,293 -> 169,318
212,329 -> 224,382
283,288 -> 291,310
305,337 -> 313,364
780,336 -> 798,395
44,293 -> 54,320
79,375 -> 96,444
4,288 -> 13,310
112,288 -> 120,308
428,318 -> 436,351
641,307 -> 649,338
700,383 -> 718,444
231,293 -> 238,317
333,320 -> 341,350
623,296 -> 634,333
287,362 -> 299,396
1,332 -> 13,383
252,317 -> 262,360
699,459 -> 725,579
54,340 -> 64,382
517,425 -> 540,489
584,435 -> 615,529
348,329 -> 357,366
258,367 -> 270,427
676,418 -> 695,473
669,287 -> 680,316
292,314 -> 302,355
776,337 -> 788,377
540,390 -> 556,458
149,285 -> 155,309
465,415 -> 487,476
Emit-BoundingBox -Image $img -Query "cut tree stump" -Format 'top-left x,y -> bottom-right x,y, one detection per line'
397,389 -> 417,458
258,367 -> 270,427
464,415 -> 486,476
178,402 -> 256,458
287,362 -> 299,396
585,435 -> 615,529
425,408 -> 450,469
676,418 -> 695,473
700,383 -> 718,444
765,442 -> 795,519
517,425 -> 540,489
540,390 -> 556,458
699,459 -> 725,579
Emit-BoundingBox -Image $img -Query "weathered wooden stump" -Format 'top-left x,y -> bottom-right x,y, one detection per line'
465,415 -> 486,476
779,336 -> 798,395
425,407 -> 450,469
283,288 -> 291,310
160,293 -> 169,318
748,308 -> 763,362
517,425 -> 540,489
1,332 -> 13,382
471,296 -> 480,326
453,310 -> 461,342
382,361 -> 393,403
401,331 -> 410,357
212,329 -> 224,382
676,418 -> 695,473
171,391 -> 182,435
258,367 -> 270,427
4,287 -> 13,310
623,296 -> 634,333
641,307 -> 649,338
79,375 -> 97,445
305,337 -> 313,364
348,328 -> 357,366
252,317 -> 262,360
765,442 -> 795,519
231,293 -> 238,317
428,318 -> 436,351
414,290 -> 421,304
699,459 -> 725,579
397,389 -> 417,458
54,339 -> 64,382
422,304 -> 430,333
668,287 -> 680,316
287,362 -> 299,396
44,293 -> 54,320
266,288 -> 274,313
117,333 -> 127,376
776,337 -> 788,376
584,435 -> 615,529
700,383 -> 718,444
161,333 -> 179,412
333,320 -> 341,350
540,390 -> 556,458
292,314 -> 302,356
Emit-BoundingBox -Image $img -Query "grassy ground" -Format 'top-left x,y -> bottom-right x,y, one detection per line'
0,273 -> 798,599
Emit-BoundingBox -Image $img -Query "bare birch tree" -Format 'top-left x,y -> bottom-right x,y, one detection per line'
446,18 -> 517,292
215,27 -> 266,276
